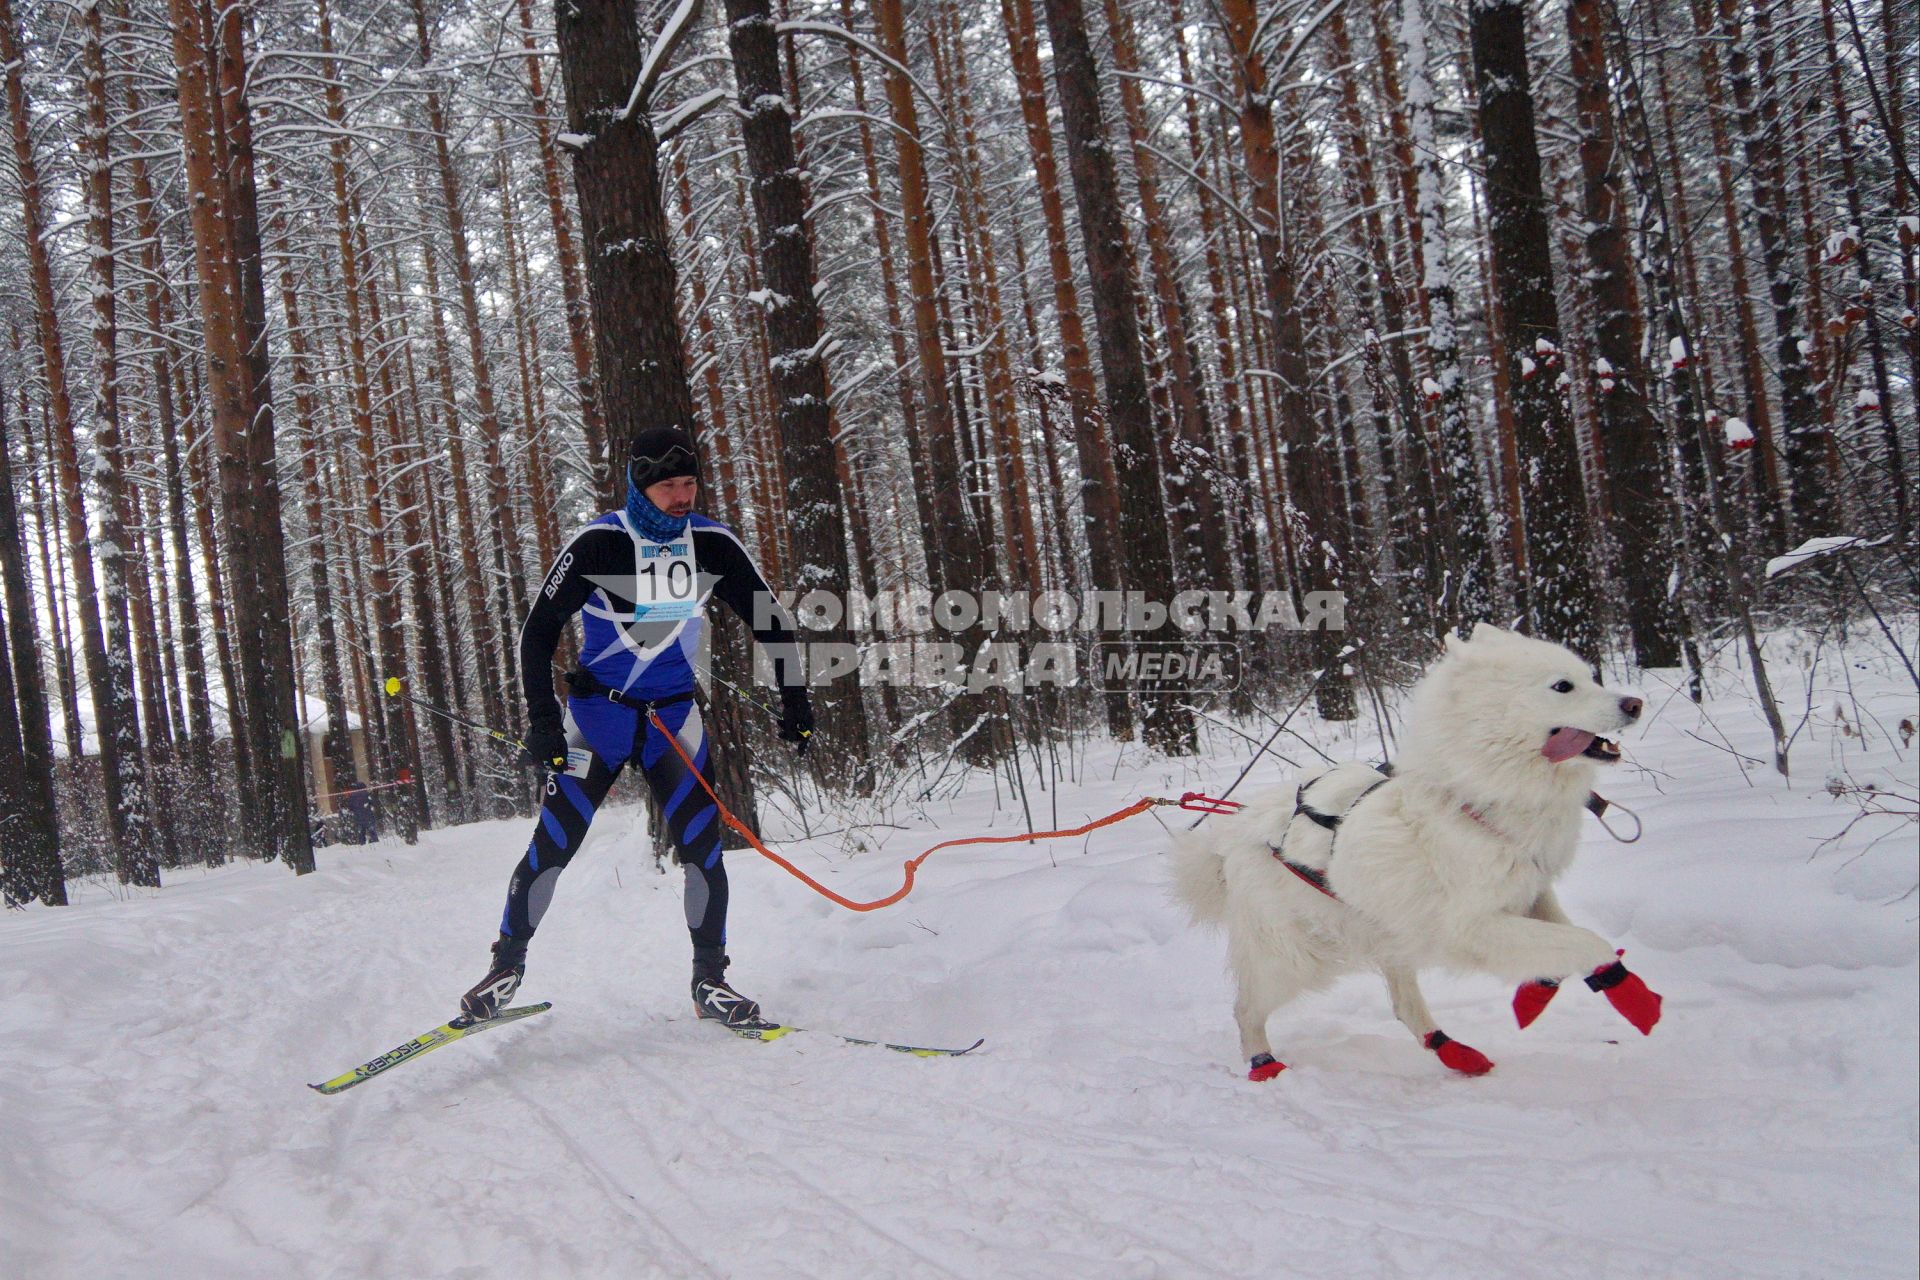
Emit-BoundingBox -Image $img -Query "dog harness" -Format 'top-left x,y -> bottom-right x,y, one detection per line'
1270,763 -> 1394,900
1270,769 -> 1635,902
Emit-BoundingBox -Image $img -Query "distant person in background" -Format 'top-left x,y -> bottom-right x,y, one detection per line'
342,778 -> 378,845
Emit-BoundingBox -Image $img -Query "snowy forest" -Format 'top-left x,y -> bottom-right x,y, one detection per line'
3,0 -> 1918,1273
0,0 -> 1913,895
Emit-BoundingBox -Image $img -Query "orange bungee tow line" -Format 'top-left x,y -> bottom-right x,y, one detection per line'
646,707 -> 1238,912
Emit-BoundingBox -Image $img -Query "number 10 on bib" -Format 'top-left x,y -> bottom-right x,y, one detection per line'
633,540 -> 699,622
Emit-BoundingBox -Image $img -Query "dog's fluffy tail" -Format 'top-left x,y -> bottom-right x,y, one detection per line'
1169,832 -> 1230,925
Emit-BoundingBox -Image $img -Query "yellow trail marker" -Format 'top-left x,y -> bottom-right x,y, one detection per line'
384,676 -> 402,696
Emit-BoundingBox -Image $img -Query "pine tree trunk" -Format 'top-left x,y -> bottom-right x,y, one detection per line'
1568,0 -> 1681,667
120,463 -> 172,753
1167,0 -> 1269,601
411,0 -> 535,695
356,216 -> 456,826
78,0 -> 162,884
181,392 -> 250,822
1886,0 -> 1919,461
517,0 -> 612,507
1783,40 -> 1835,459
1038,0 -> 1196,751
1001,0 -> 1132,737
1370,0 -> 1456,591
1728,0 -> 1834,539
1647,8 -> 1726,444
495,130 -> 562,574
554,0 -> 699,452
1466,0 -> 1598,659
391,271 -> 478,808
1818,0 -> 1909,538
1218,0 -> 1357,719
722,0 -> 872,775
932,0 -> 1041,596
208,0 -> 312,872
23,394 -> 83,764
0,387 -> 63,904
160,0 -> 311,871
132,463 -> 186,746
839,0 -> 937,573
1216,123 -> 1291,592
2,0 -> 161,884
1100,0 -> 1222,591
1003,215 -> 1079,598
416,213 -> 514,751
0,590 -> 27,898
870,0 -> 1007,757
121,109 -> 216,776
728,186 -> 790,579
1687,0 -> 1786,541
870,0 -> 982,598
1327,6 -> 1434,625
1606,11 -> 1788,765
315,0 -> 420,842
1372,0 -> 1430,335
263,171 -> 359,798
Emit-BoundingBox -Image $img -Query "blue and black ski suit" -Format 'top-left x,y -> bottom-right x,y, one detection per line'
498,508 -> 803,955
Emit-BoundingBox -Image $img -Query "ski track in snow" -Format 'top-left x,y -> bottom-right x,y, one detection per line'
3,642 -> 1916,1278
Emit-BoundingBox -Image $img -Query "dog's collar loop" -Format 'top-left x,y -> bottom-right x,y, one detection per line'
1587,794 -> 1642,842
1457,791 -> 1641,844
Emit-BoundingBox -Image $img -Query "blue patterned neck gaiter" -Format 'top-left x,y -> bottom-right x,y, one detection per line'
625,470 -> 690,543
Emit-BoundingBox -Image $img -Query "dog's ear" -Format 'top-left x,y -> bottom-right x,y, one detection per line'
1443,628 -> 1468,655
1465,621 -> 1508,646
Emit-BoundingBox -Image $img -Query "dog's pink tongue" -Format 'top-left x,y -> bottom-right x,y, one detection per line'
1542,727 -> 1595,762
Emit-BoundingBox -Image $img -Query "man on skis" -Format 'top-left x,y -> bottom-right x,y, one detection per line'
460,425 -> 814,1029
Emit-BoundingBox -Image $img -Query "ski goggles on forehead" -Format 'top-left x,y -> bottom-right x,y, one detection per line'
629,454 -> 698,483
633,446 -> 695,468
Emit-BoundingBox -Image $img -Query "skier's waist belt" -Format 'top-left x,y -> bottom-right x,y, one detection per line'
565,669 -> 696,713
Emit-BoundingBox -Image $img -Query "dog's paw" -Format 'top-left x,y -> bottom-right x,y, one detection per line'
1586,951 -> 1662,1035
1425,1030 -> 1494,1075
1513,978 -> 1561,1028
1247,1052 -> 1287,1082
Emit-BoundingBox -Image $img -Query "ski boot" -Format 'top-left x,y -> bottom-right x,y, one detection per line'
691,948 -> 765,1028
460,933 -> 527,1022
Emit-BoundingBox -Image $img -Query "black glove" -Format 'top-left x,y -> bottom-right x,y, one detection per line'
778,691 -> 815,756
523,722 -> 568,772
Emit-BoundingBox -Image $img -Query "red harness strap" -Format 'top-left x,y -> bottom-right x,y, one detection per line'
1277,857 -> 1339,900
1267,769 -> 1394,903
1456,801 -> 1513,843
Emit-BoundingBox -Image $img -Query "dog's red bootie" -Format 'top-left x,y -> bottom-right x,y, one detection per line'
1425,1030 -> 1494,1075
1247,1053 -> 1287,1081
1513,978 -> 1560,1029
1585,950 -> 1662,1034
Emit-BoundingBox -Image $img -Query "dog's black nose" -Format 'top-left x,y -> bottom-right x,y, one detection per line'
1619,696 -> 1643,720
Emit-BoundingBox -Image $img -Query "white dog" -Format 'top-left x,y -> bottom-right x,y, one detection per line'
1172,623 -> 1662,1080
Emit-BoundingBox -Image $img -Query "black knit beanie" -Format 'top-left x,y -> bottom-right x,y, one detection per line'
628,425 -> 700,491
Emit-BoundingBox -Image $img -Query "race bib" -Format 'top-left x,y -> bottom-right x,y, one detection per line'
632,538 -> 699,622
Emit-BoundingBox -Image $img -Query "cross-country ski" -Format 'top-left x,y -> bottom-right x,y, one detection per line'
717,1019 -> 986,1057
310,1003 -> 555,1095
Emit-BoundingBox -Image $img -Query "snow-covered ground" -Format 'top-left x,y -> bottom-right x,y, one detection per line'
4,634 -> 1916,1279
